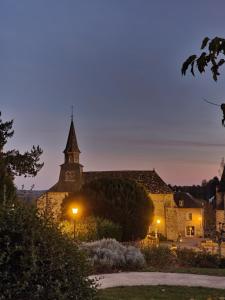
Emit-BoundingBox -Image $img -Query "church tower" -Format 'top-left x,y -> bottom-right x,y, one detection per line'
49,117 -> 83,193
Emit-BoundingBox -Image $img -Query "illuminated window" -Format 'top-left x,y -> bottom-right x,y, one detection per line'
186,226 -> 195,236
179,200 -> 184,207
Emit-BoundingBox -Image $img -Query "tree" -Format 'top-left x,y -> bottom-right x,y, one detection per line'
182,36 -> 225,81
80,177 -> 154,241
0,202 -> 96,299
0,112 -> 43,202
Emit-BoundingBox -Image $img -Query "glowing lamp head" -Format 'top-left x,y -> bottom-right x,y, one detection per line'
198,216 -> 202,221
156,219 -> 161,224
72,208 -> 78,215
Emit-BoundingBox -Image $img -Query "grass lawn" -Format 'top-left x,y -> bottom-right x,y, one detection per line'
143,266 -> 225,276
97,285 -> 225,300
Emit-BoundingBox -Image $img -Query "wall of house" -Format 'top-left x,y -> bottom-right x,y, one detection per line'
149,193 -> 176,237
37,192 -> 68,221
176,208 -> 204,237
216,210 -> 225,230
165,208 -> 178,240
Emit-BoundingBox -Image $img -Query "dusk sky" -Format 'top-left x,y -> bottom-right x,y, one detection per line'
1,1 -> 225,190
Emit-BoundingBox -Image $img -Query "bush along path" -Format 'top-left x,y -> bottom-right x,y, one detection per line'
89,272 -> 225,290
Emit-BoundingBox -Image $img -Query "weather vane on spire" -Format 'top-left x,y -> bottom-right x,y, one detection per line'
71,105 -> 74,121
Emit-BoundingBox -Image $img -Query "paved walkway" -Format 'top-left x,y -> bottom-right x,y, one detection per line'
89,272 -> 225,290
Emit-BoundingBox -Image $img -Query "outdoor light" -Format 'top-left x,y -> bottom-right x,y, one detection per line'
72,207 -> 78,215
156,219 -> 161,224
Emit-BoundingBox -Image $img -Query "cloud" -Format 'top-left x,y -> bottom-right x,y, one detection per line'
104,136 -> 225,148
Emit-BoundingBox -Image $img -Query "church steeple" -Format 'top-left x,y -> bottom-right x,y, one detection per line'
64,118 -> 80,164
49,114 -> 83,193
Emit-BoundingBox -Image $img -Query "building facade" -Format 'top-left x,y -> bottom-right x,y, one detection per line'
37,118 -> 205,240
215,168 -> 225,231
174,192 -> 204,238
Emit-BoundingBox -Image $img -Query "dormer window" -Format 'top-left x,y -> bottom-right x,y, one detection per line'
179,200 -> 184,207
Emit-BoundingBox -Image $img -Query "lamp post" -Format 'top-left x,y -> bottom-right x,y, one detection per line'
155,219 -> 161,240
72,207 -> 78,240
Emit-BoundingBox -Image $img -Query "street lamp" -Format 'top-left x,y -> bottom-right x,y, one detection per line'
155,219 -> 161,239
72,207 -> 78,240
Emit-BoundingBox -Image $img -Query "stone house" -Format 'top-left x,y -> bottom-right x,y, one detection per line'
215,167 -> 225,231
174,192 -> 204,238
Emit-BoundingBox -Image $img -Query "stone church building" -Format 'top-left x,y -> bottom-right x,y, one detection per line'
37,118 -> 204,241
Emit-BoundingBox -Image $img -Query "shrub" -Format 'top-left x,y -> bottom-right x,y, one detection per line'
60,217 -> 98,241
176,248 -> 220,268
60,217 -> 122,242
82,238 -> 145,273
219,257 -> 225,268
0,202 -> 96,300
96,218 -> 122,241
176,248 -> 197,267
140,244 -> 177,268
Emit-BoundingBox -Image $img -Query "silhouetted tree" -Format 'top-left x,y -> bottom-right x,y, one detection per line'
81,177 -> 154,241
0,112 -> 43,202
171,176 -> 219,201
182,36 -> 225,81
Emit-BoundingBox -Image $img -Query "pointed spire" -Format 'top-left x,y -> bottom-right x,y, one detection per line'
64,117 -> 80,154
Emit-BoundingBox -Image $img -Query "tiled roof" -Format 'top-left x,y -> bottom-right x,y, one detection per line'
174,192 -> 204,208
83,170 -> 172,194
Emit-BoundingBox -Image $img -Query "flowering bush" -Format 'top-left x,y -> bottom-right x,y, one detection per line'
82,238 -> 145,273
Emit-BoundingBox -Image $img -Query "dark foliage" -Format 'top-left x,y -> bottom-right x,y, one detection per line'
182,36 -> 225,81
140,245 -> 176,268
0,202 -> 96,299
0,112 -> 43,202
60,216 -> 122,242
170,176 -> 219,201
81,178 -> 154,241
176,248 -> 220,268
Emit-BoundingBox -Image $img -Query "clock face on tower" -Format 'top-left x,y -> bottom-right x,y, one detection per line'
65,171 -> 76,181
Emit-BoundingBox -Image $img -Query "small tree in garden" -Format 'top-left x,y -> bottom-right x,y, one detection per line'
0,202 -> 96,299
81,177 -> 154,241
0,112 -> 43,202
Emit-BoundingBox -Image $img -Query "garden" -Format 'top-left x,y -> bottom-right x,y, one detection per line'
1,113 -> 225,299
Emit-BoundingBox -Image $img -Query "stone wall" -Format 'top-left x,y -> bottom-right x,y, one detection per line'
165,208 -> 178,241
149,193 -> 176,238
37,192 -> 69,221
216,210 -> 225,230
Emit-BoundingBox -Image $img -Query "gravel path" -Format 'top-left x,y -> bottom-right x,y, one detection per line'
89,272 -> 225,290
